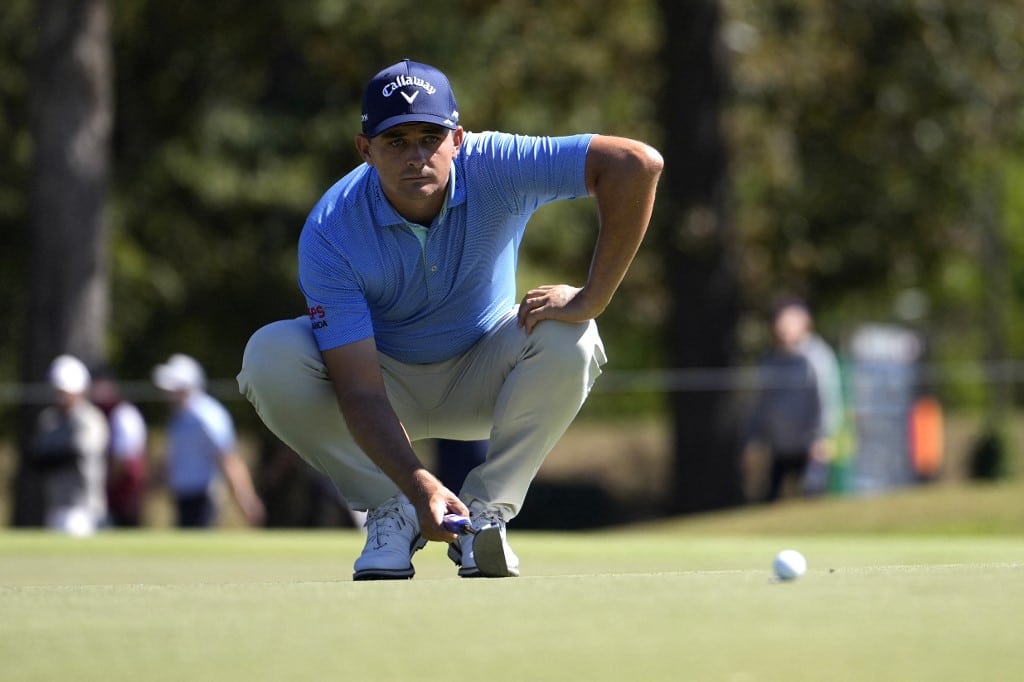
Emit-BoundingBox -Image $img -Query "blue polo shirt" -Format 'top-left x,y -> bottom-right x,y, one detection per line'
298,131 -> 594,364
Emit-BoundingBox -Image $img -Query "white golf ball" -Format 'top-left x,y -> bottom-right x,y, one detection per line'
773,549 -> 807,580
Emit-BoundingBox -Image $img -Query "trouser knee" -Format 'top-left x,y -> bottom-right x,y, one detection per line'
529,319 -> 607,378
238,318 -> 322,406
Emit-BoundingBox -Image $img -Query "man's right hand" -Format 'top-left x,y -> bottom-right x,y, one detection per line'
409,468 -> 469,543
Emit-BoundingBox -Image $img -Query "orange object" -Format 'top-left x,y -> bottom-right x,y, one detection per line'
909,396 -> 944,479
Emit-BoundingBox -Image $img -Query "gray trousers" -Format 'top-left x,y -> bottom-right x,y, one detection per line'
237,310 -> 606,516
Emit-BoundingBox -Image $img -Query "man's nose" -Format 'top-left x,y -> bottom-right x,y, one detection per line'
406,144 -> 430,165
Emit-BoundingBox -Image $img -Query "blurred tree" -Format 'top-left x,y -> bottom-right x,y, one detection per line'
655,0 -> 744,513
3,0 -> 1023,523
13,0 -> 113,526
724,0 -> 1024,478
725,0 -> 1024,372
104,0 -> 663,407
0,1 -> 33,393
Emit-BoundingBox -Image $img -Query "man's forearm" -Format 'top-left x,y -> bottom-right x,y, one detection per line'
583,137 -> 663,313
336,392 -> 433,498
335,388 -> 466,541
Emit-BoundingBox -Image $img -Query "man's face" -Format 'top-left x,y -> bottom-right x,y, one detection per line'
54,389 -> 80,411
773,305 -> 810,350
355,122 -> 463,222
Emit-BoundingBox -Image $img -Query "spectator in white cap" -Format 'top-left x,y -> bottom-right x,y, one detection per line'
153,354 -> 264,528
30,354 -> 110,536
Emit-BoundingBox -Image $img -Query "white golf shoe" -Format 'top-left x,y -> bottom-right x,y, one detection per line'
447,504 -> 520,578
353,496 -> 427,581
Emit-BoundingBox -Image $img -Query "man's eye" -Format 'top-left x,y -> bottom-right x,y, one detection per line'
389,139 -> 405,148
423,136 -> 440,145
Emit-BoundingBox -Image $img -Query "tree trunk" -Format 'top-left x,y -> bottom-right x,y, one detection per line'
656,0 -> 743,514
12,0 -> 112,526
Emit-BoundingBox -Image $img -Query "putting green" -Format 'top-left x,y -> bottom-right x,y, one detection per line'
2,531 -> 1022,681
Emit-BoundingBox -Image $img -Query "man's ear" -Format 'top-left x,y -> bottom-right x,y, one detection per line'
355,134 -> 372,164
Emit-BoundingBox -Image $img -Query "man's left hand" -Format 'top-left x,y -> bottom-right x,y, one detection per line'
517,284 -> 591,333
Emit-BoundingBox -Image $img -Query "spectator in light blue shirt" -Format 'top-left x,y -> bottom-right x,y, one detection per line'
154,354 -> 264,528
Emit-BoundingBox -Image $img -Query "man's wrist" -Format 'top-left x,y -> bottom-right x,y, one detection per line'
402,467 -> 443,503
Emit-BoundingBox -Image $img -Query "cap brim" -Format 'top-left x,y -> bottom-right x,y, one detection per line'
366,113 -> 458,138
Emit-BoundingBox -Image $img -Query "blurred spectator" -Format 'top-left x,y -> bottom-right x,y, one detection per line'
30,355 -> 109,535
435,439 -> 488,491
91,369 -> 148,527
152,354 -> 265,528
743,298 -> 843,502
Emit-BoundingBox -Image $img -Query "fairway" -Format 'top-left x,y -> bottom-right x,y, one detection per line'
3,528 -> 1022,682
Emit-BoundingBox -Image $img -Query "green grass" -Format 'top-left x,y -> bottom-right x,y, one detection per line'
3,483 -> 1024,682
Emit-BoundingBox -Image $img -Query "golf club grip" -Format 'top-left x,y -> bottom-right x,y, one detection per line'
442,514 -> 474,535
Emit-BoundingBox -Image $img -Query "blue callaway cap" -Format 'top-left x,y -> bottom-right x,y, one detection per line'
361,59 -> 460,137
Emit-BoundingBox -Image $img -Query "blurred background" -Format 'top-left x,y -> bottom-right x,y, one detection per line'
1,0 -> 1022,529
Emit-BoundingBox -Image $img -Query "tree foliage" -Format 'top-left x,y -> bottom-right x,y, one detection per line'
1,0 -> 1022,443
724,0 -> 1024,376
99,1 -> 662,404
